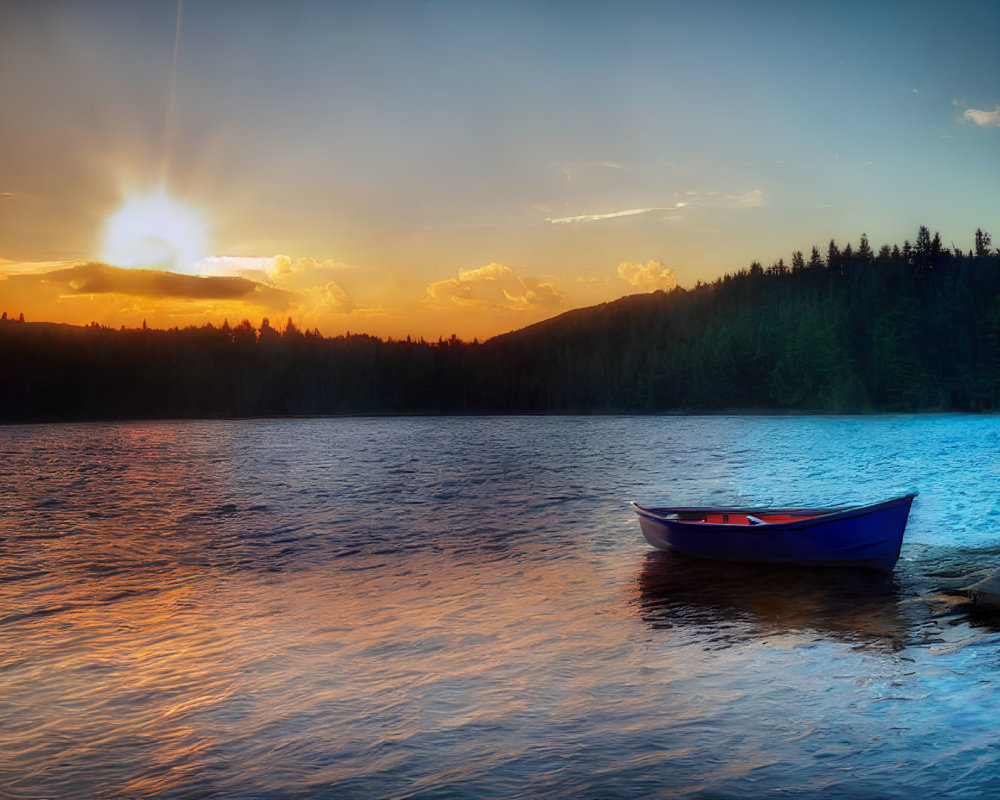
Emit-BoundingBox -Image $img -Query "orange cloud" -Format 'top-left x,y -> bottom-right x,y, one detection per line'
256,255 -> 355,313
0,257 -> 71,275
266,255 -> 355,288
617,260 -> 678,292
53,262 -> 290,303
426,262 -> 565,312
2,261 -> 287,305
184,254 -> 356,314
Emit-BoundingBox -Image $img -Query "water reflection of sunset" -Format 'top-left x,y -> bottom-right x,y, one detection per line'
2,540 -> 634,797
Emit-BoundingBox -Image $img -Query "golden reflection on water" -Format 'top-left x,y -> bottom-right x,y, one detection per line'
1,527 -> 646,797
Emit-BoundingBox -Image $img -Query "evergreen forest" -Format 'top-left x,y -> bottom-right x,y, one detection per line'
3,226 -> 1000,421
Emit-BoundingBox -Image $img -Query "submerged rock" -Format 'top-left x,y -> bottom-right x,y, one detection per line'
962,573 -> 1000,611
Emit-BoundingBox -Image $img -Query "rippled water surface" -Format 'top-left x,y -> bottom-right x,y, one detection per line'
5,415 -> 1000,798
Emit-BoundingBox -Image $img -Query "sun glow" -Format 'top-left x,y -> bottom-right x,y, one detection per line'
100,185 -> 208,273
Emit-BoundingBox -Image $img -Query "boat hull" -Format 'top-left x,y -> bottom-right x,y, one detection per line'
632,495 -> 915,573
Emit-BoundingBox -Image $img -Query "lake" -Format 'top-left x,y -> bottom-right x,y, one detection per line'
3,415 -> 1000,798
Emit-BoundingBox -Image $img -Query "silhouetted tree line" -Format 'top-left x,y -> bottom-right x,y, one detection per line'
3,226 -> 1000,420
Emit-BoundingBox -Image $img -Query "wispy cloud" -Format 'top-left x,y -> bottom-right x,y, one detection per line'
683,189 -> 766,208
961,106 -> 1000,128
547,205 -> 685,224
547,189 -> 764,224
550,161 -> 629,182
730,189 -> 765,208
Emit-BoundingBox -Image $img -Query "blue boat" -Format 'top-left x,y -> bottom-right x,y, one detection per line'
630,494 -> 916,573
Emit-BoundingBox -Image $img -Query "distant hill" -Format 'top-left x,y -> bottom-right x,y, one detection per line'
3,226 -> 999,421
480,227 -> 1000,413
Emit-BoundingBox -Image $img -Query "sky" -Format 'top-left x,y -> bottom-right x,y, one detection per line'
1,0 -> 999,340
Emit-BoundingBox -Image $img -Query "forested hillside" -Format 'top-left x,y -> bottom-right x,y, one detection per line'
3,226 -> 999,420
488,227 -> 1000,412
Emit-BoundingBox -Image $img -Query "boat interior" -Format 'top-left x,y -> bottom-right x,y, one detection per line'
697,512 -> 820,525
633,501 -> 845,526
648,510 -> 827,526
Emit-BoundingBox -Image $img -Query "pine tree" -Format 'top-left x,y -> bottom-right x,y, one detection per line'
976,228 -> 993,259
858,233 -> 872,262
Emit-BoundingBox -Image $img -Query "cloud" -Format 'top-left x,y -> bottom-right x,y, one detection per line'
286,280 -> 354,317
961,106 -> 1000,128
547,190 -> 763,224
192,254 -> 353,283
188,254 -> 355,312
66,262 -> 291,305
0,257 -> 73,275
547,205 -> 685,224
264,256 -> 355,302
193,255 -> 278,277
681,189 -> 766,208
617,260 -> 678,293
264,255 -> 355,313
318,281 -> 352,313
426,262 -> 565,311
4,260 -> 291,307
730,188 -> 765,207
550,160 -> 629,182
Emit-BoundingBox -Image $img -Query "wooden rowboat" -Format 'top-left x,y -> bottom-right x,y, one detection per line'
630,494 -> 916,573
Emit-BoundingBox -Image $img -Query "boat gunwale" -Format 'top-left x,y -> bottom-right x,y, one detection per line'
630,494 -> 916,531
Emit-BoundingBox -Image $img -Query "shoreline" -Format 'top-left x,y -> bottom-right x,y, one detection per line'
1,407 -> 987,426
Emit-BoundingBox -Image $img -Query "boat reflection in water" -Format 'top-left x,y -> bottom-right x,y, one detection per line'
634,549 -> 909,651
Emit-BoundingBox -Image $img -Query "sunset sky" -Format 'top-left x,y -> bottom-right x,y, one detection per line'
2,0 -> 999,339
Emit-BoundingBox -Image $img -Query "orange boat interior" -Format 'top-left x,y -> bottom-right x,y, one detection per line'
694,512 -> 820,525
